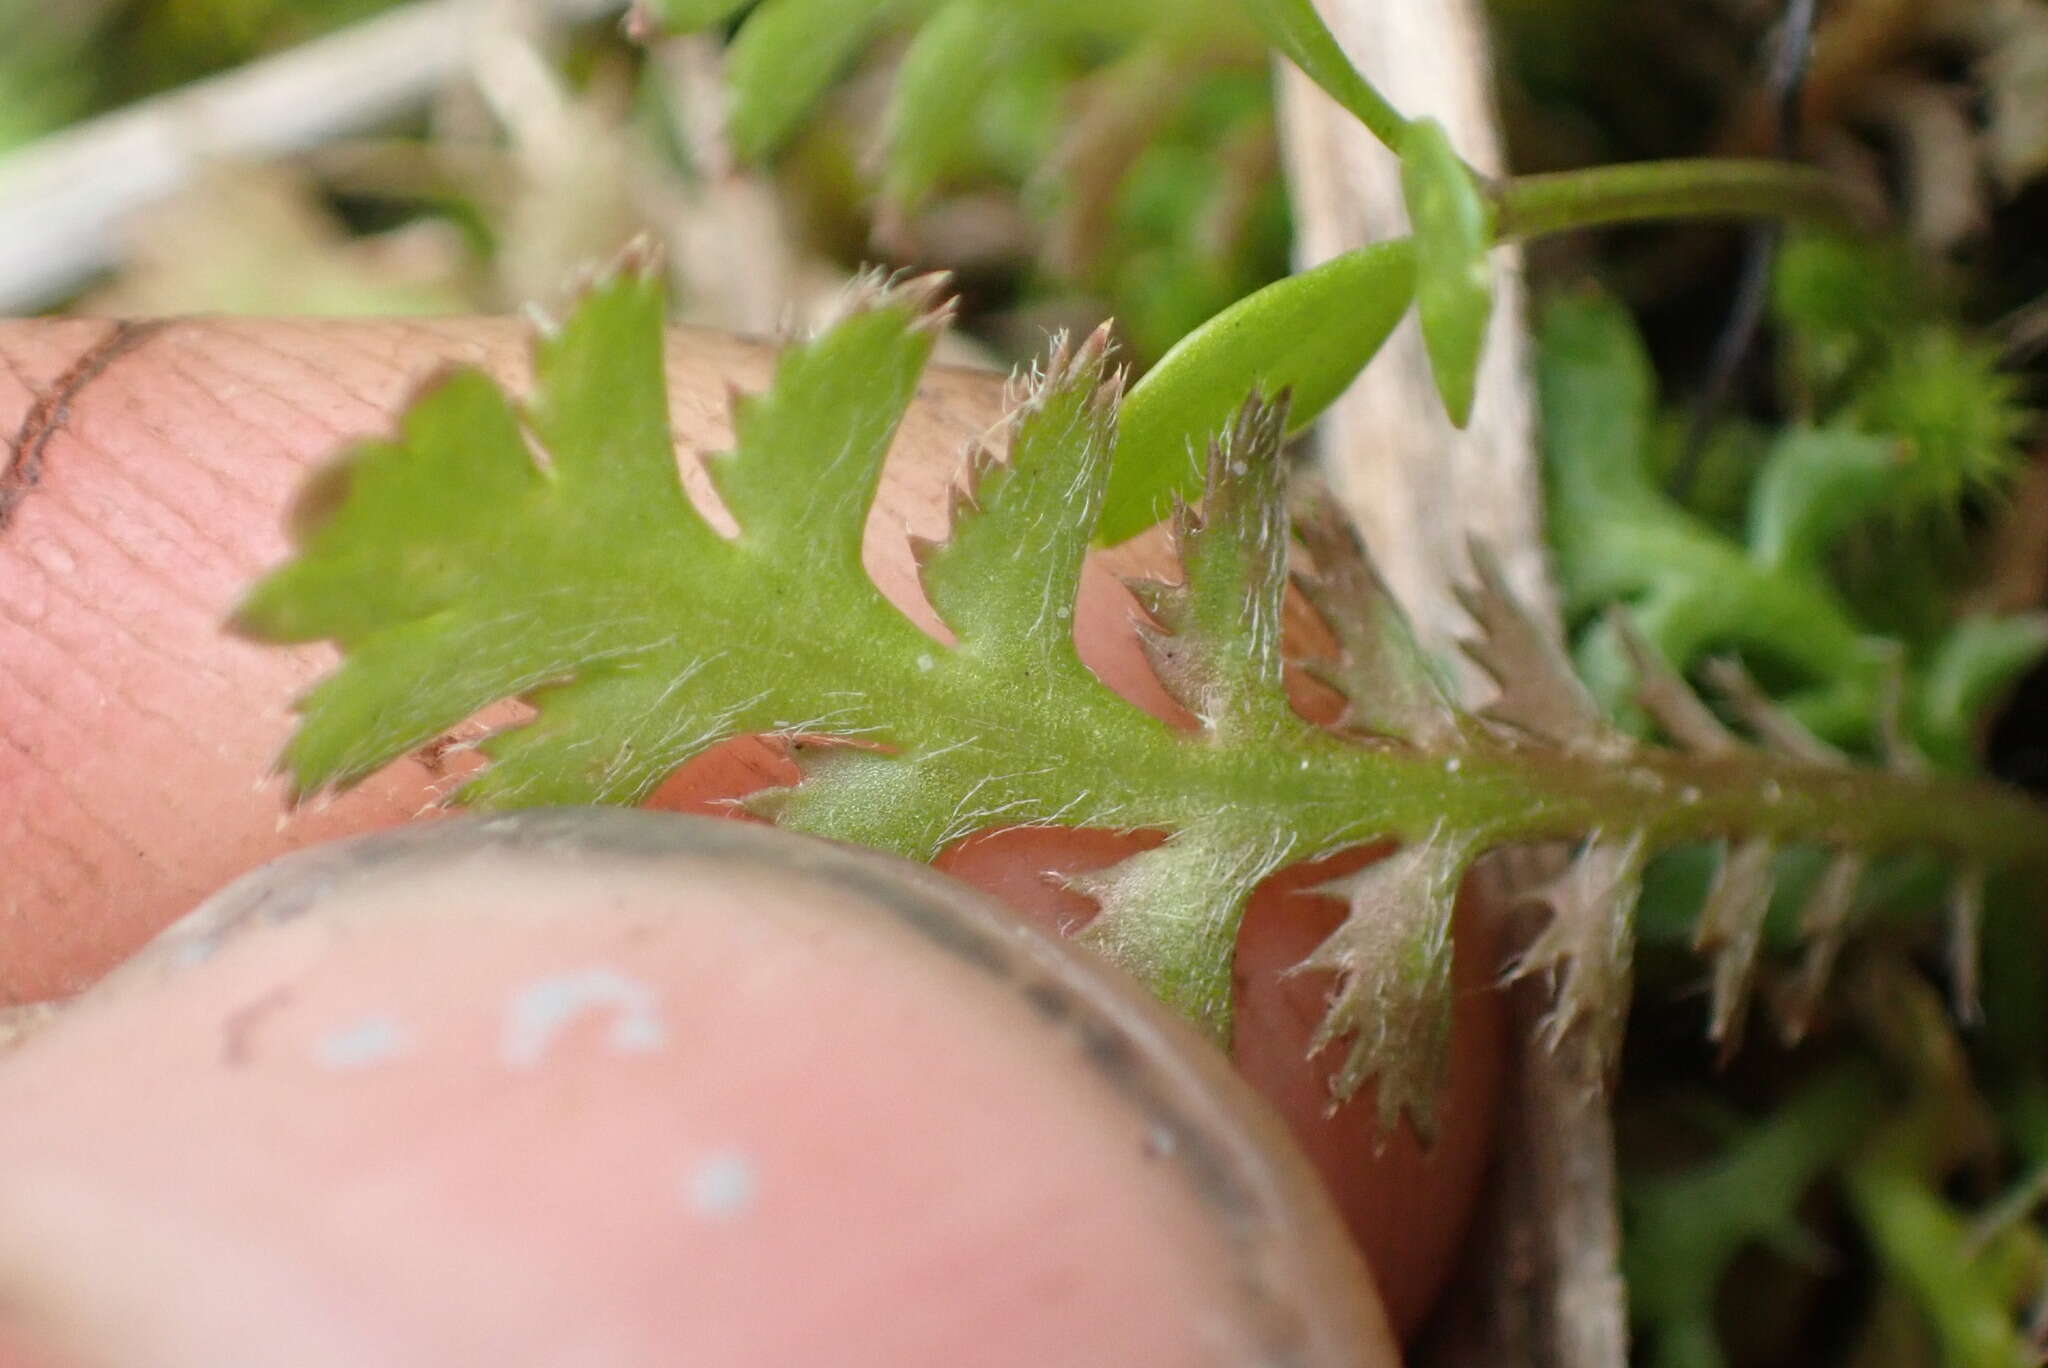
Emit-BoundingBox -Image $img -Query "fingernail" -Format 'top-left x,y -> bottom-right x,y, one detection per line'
0,811 -> 1394,1367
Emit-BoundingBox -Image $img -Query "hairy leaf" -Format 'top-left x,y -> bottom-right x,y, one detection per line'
1293,494 -> 1461,748
1512,831 -> 1648,1078
1075,823 -> 1293,1039
240,252 -> 2048,1125
1695,839 -> 1778,1055
1100,238 -> 1415,543
1129,396 -> 1301,744
239,255 -> 1478,1066
918,326 -> 1119,658
238,260 -> 936,807
1296,829 -> 1473,1136
1457,543 -> 1621,756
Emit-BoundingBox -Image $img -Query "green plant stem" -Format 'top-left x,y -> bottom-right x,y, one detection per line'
1258,727 -> 2048,878
1493,158 -> 1870,242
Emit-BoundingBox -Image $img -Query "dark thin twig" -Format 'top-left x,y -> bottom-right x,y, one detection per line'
1672,0 -> 1819,501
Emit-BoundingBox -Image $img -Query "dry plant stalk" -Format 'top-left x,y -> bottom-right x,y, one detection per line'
1275,3 -> 1624,1364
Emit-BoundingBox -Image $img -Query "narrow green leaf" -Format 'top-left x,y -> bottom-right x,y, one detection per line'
725,0 -> 891,162
1400,116 -> 1495,428
1099,237 -> 1415,545
1918,614 -> 2048,768
1746,427 -> 1906,569
880,0 -> 1014,213
1536,291 -> 1661,505
630,0 -> 754,34
1235,0 -> 1407,148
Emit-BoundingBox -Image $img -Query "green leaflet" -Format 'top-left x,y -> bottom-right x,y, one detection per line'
1075,822 -> 1292,1038
1745,427 -> 1908,570
1298,829 -> 1474,1137
237,260 -> 938,804
1080,397 -> 1321,1037
725,0 -> 893,162
1127,397 -> 1302,745
1098,237 -> 1416,545
1400,117 -> 1495,428
1233,0 -> 1407,148
1920,616 -> 2048,771
918,328 -> 1116,658
880,0 -> 1015,213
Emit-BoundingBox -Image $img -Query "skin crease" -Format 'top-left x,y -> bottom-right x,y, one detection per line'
0,314 -> 1504,1339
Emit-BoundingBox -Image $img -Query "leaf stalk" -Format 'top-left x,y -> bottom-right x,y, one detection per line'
1493,158 -> 1872,242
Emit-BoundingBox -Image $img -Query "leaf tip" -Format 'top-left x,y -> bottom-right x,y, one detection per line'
829,266 -> 957,337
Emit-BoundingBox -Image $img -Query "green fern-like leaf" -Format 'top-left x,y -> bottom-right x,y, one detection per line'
241,252 -> 2048,1132
238,252 -> 1470,1090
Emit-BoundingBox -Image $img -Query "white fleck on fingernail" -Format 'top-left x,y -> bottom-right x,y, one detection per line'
315,1015 -> 412,1071
685,1150 -> 758,1220
502,968 -> 668,1069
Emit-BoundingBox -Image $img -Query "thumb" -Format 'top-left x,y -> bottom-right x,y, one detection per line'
0,809 -> 1396,1368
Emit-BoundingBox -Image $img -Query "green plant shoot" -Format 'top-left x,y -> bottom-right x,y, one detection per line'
239,254 -> 2048,1134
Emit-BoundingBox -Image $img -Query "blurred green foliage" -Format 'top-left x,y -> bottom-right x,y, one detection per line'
0,0 -> 406,154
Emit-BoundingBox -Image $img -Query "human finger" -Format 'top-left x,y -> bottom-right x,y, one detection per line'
0,810 -> 1398,1368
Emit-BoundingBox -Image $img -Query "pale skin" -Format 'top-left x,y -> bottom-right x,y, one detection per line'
0,316 -> 1508,1361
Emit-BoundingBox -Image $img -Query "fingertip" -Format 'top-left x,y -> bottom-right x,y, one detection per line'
0,812 -> 1396,1367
